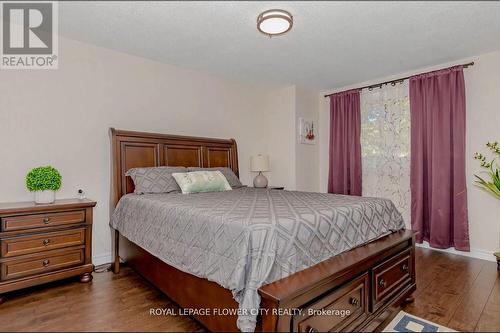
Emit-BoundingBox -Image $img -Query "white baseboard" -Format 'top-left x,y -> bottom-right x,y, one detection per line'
416,242 -> 496,262
93,252 -> 112,266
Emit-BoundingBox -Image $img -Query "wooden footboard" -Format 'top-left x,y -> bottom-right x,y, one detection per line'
258,230 -> 416,332
115,229 -> 416,332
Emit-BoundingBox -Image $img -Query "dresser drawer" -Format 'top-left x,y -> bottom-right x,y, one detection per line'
1,210 -> 85,232
372,249 -> 412,310
294,273 -> 369,332
1,248 -> 84,280
1,228 -> 85,258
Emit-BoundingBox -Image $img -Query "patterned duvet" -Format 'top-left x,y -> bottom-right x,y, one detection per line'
110,187 -> 404,332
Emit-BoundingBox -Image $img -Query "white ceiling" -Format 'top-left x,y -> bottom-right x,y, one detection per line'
59,1 -> 500,90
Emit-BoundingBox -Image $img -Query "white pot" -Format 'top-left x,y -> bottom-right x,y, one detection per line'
34,190 -> 55,204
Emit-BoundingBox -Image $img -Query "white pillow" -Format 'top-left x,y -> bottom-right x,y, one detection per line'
172,171 -> 232,194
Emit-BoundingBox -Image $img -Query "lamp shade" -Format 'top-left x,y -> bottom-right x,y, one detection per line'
250,155 -> 269,172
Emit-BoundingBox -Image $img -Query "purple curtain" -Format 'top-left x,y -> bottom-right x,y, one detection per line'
410,66 -> 470,251
328,90 -> 362,195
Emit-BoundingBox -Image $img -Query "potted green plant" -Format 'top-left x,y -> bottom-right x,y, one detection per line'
26,166 -> 62,204
475,142 -> 500,268
473,141 -> 500,200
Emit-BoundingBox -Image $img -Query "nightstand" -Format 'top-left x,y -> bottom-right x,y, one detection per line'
269,186 -> 285,190
0,199 -> 96,304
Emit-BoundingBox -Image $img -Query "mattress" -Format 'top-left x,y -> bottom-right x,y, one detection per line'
110,187 -> 405,332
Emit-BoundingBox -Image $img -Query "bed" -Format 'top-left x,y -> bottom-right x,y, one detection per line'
109,128 -> 416,332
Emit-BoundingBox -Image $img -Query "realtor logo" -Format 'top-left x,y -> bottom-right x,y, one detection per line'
1,1 -> 58,69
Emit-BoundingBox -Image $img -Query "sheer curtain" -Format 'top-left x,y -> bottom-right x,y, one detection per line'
360,82 -> 411,227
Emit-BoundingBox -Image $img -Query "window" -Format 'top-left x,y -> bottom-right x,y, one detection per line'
361,82 -> 411,227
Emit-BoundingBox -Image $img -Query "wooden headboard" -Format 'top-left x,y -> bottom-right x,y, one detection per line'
110,128 -> 239,207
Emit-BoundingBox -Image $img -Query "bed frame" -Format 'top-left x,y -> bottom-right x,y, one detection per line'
110,128 -> 416,332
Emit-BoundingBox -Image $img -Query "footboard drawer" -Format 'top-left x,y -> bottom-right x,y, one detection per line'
294,273 -> 369,332
371,249 -> 412,311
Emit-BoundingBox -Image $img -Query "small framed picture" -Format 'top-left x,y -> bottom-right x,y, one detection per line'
299,117 -> 316,145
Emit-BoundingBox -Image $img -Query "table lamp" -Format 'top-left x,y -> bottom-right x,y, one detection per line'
251,154 -> 269,188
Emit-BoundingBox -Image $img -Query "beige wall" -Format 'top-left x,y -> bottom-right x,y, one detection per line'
295,87 -> 320,192
264,86 -> 320,191
319,50 -> 500,257
264,86 -> 296,190
0,37 -> 273,264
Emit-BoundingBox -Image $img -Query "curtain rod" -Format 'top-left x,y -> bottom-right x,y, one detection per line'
323,61 -> 474,98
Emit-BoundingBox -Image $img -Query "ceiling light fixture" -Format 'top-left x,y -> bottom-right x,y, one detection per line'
257,9 -> 293,37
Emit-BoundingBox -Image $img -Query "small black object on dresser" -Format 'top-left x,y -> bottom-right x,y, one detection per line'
268,186 -> 285,190
0,199 -> 96,304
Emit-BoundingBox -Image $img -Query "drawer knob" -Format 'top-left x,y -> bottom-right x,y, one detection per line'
42,259 -> 50,267
42,239 -> 50,246
402,264 -> 409,272
349,297 -> 360,306
43,217 -> 51,224
308,327 -> 318,333
379,279 -> 386,288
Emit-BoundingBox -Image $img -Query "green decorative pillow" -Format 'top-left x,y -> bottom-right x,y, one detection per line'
172,171 -> 232,194
187,167 -> 243,188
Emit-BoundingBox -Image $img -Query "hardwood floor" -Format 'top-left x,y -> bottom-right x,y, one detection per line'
403,247 -> 500,332
0,267 -> 204,332
0,247 -> 498,332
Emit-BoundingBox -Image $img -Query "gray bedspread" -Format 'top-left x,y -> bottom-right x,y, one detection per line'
110,188 -> 404,332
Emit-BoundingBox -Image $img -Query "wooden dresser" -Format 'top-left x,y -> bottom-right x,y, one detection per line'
0,199 -> 96,303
